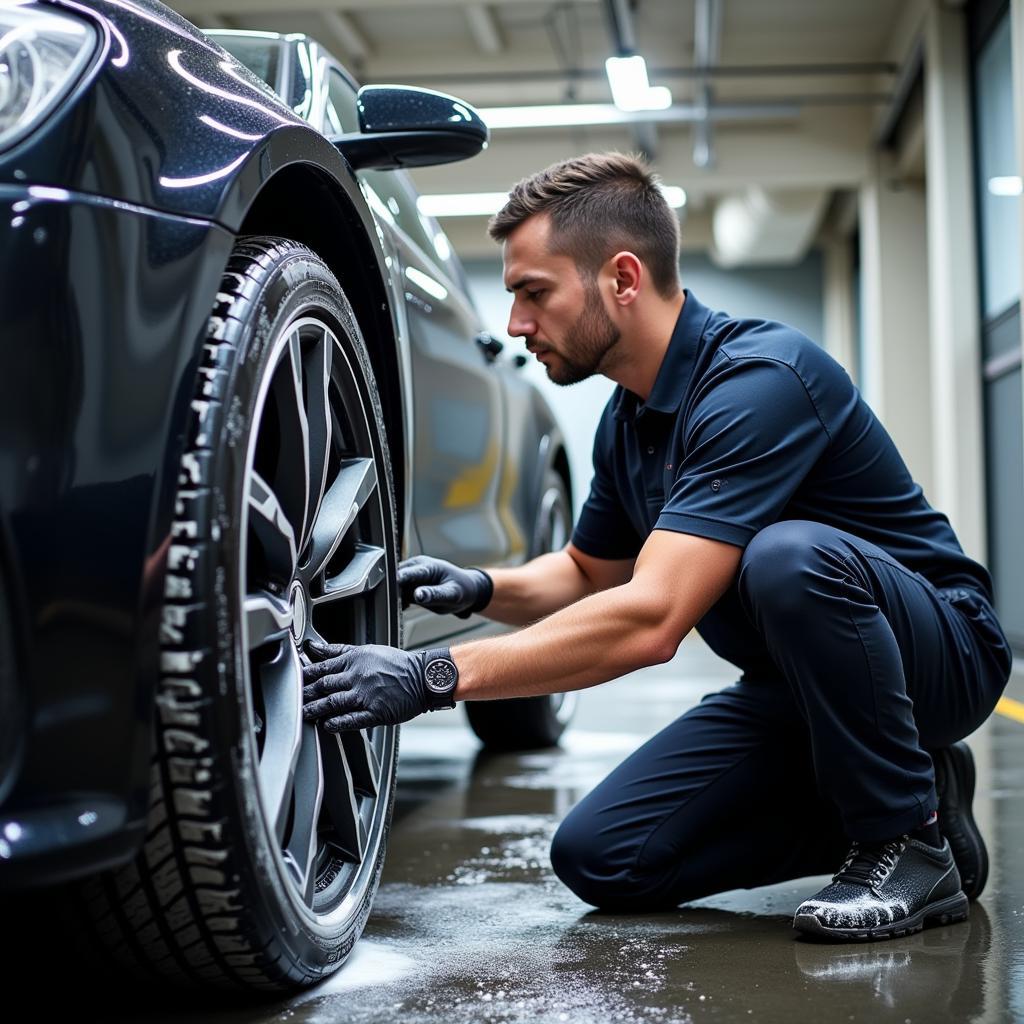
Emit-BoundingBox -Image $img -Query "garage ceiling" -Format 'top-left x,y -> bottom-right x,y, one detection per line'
167,0 -> 927,258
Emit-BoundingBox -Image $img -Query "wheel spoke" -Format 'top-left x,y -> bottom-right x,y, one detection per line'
313,544 -> 386,606
241,308 -> 395,911
282,720 -> 325,905
245,592 -> 292,650
248,470 -> 298,583
320,732 -> 368,863
304,328 -> 334,557
308,458 -> 378,578
255,643 -> 303,843
341,730 -> 380,798
271,331 -> 311,551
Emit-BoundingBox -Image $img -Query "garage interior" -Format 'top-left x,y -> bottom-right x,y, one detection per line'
20,0 -> 1024,1020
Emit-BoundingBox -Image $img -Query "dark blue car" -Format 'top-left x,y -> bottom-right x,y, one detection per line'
0,0 -> 574,993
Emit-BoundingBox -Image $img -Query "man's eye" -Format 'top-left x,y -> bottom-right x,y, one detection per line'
526,289 -> 544,300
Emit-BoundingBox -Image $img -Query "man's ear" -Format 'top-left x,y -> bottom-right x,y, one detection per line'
610,251 -> 643,306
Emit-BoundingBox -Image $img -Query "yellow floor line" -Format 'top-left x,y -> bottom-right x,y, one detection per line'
996,695 -> 1024,724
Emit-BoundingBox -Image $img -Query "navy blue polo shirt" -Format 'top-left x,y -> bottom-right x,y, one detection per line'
572,289 -> 992,601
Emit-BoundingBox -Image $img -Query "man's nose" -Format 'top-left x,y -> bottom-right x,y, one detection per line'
507,310 -> 537,339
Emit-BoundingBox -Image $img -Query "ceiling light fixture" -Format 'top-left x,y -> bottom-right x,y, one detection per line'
417,192 -> 510,217
417,185 -> 686,218
988,175 -> 1023,196
476,101 -> 797,131
605,54 -> 672,111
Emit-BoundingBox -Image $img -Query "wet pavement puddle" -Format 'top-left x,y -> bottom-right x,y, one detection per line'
10,640 -> 1023,1023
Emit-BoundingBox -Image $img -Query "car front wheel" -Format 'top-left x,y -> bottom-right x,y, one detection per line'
79,236 -> 401,993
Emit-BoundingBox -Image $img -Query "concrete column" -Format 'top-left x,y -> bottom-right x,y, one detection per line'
859,157 -> 935,498
924,1 -> 987,563
822,236 -> 857,384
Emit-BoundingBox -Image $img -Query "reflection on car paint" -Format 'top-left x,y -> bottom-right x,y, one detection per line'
159,151 -> 248,189
443,437 -> 500,510
405,265 -> 448,302
197,113 -> 263,142
165,48 -> 288,122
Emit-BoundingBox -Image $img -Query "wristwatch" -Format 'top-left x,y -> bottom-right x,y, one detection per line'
422,647 -> 459,711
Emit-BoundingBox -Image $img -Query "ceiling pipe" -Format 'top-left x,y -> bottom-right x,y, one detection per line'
693,0 -> 723,169
380,62 -> 898,88
603,0 -> 659,158
464,4 -> 503,55
605,0 -> 636,54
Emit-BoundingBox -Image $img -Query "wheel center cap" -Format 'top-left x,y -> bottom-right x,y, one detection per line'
289,581 -> 307,643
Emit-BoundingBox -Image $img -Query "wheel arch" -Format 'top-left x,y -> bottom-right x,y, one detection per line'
526,387 -> 573,552
231,161 -> 409,543
551,442 -> 573,515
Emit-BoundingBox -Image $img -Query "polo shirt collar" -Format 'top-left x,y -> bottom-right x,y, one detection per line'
613,288 -> 710,422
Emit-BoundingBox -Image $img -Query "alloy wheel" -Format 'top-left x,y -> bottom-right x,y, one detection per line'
240,314 -> 396,914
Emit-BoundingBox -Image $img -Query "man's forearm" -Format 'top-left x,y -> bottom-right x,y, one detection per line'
451,580 -> 676,701
479,550 -> 597,625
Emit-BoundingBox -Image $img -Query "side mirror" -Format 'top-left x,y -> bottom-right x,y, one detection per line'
332,85 -> 488,172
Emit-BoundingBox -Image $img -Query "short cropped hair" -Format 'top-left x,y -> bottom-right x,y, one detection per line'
488,152 -> 681,298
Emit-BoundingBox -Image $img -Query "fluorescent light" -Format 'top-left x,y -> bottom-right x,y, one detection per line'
606,55 -> 650,109
605,55 -> 672,112
640,86 -> 672,110
988,175 -> 1023,196
477,102 -> 799,130
417,192 -> 509,217
480,104 -> 642,129
659,185 -> 687,209
418,186 -> 687,218
477,102 -> 742,130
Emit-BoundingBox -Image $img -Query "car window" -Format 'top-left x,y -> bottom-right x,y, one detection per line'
323,67 -> 360,135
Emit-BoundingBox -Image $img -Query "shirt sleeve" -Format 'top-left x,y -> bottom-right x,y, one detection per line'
571,403 -> 645,560
655,357 -> 830,547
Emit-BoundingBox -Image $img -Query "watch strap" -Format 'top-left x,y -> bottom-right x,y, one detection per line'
421,647 -> 458,711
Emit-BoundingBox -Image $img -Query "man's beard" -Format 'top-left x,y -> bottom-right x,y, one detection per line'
545,279 -> 621,386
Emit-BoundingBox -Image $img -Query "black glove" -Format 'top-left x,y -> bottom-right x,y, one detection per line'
302,640 -> 447,732
397,555 -> 493,618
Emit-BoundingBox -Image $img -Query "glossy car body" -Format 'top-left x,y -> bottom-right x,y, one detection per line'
0,0 -> 569,890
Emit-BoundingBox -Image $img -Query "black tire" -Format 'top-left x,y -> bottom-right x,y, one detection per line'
74,237 -> 402,994
464,468 -> 578,751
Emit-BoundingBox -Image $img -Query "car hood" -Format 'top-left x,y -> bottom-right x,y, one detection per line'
0,0 -> 346,224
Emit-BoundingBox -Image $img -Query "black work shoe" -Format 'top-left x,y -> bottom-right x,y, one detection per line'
793,836 -> 968,941
933,741 -> 988,900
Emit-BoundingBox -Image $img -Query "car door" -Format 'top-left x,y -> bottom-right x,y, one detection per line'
321,67 -> 509,569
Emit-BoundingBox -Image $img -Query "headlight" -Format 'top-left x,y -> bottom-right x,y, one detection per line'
0,2 -> 98,153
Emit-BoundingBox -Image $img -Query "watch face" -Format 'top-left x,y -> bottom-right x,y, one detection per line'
424,657 -> 457,694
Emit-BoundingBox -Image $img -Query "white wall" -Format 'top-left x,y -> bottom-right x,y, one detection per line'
463,252 -> 825,520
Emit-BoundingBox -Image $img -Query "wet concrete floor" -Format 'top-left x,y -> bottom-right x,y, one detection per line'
19,636 -> 1024,1022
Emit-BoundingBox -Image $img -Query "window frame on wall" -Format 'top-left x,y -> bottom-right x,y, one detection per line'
969,0 -> 1024,650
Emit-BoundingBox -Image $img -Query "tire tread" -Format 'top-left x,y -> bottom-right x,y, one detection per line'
69,236 -> 398,995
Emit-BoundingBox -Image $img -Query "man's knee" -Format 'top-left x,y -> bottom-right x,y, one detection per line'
738,519 -> 842,616
550,813 -> 659,911
550,815 -> 622,909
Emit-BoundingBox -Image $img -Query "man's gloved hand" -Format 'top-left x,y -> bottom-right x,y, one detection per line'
302,640 -> 446,732
397,555 -> 493,618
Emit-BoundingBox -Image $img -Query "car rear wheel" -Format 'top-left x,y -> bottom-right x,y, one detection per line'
77,236 -> 401,993
464,468 -> 578,750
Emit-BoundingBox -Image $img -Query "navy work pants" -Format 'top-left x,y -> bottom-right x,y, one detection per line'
550,520 -> 1013,910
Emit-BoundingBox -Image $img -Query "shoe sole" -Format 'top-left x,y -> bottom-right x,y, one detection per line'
792,891 -> 969,942
936,742 -> 988,900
